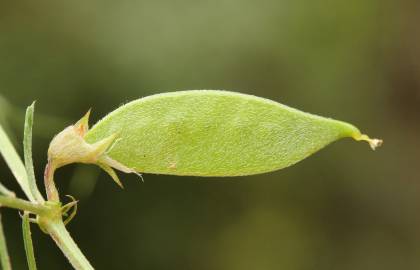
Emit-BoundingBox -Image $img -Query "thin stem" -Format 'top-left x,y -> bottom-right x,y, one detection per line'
43,163 -> 94,269
0,212 -> 12,270
23,102 -> 45,203
45,220 -> 94,270
0,196 -> 48,215
22,212 -> 37,270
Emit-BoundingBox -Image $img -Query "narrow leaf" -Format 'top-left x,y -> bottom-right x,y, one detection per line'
0,125 -> 35,201
0,212 -> 12,270
81,90 -> 381,177
23,102 -> 45,202
0,182 -> 15,198
22,212 -> 37,270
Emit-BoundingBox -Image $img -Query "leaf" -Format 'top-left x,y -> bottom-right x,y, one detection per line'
0,182 -> 14,198
22,212 -> 37,270
0,125 -> 35,201
23,102 -> 45,202
0,102 -> 45,203
81,90 -> 381,177
0,212 -> 12,270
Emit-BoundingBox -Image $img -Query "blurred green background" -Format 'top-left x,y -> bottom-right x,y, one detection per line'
1,0 -> 419,269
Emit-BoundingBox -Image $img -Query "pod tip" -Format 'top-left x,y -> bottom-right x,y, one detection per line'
356,134 -> 383,150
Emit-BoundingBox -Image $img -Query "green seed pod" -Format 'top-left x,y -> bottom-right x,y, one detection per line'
60,90 -> 381,182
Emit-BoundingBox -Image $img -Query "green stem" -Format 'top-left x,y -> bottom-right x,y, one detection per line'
0,195 -> 93,269
43,160 -> 93,269
0,212 -> 12,270
44,220 -> 94,270
0,196 -> 48,215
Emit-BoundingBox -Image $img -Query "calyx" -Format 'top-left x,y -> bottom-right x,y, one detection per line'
47,110 -> 135,188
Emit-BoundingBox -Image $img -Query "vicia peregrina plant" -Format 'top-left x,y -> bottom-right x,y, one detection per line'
0,90 -> 382,269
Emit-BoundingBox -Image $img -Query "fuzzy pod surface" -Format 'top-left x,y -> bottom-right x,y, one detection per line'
84,90 -> 381,177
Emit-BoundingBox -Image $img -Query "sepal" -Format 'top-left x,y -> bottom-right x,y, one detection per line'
47,110 -> 135,188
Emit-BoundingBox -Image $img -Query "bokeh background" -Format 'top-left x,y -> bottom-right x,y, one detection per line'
1,0 -> 419,269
